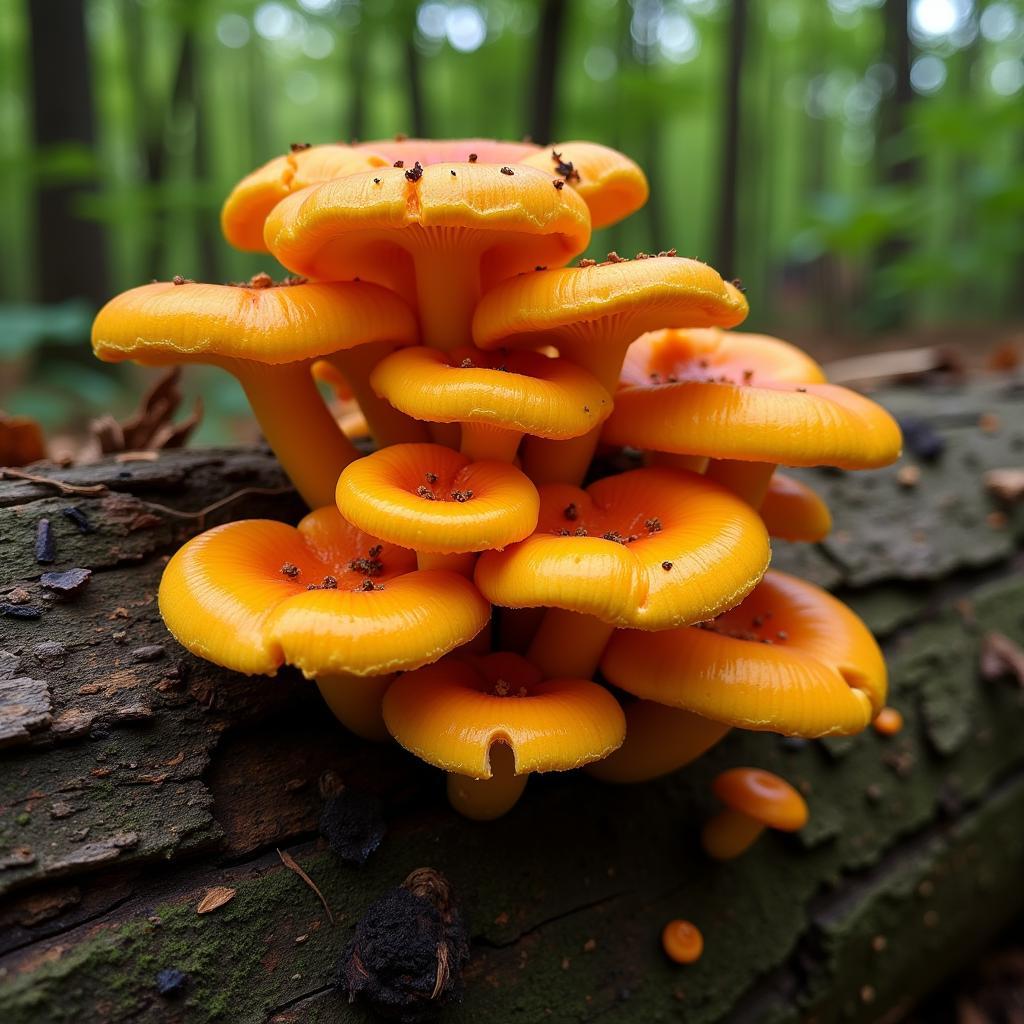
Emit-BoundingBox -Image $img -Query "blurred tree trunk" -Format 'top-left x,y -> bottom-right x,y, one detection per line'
28,0 -> 108,304
404,6 -> 428,138
873,0 -> 916,326
714,0 -> 747,277
346,17 -> 368,141
529,0 -> 566,144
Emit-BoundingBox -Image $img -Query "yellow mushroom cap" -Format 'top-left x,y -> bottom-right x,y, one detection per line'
335,443 -> 539,554
91,279 -> 418,368
760,473 -> 833,543
158,508 -> 488,677
601,569 -> 887,736
263,162 -> 591,292
603,328 -> 902,469
474,467 -> 770,629
382,651 -> 625,778
711,767 -> 808,831
355,138 -> 647,230
369,345 -> 612,439
221,145 -> 390,252
520,142 -> 649,228
472,258 -> 749,385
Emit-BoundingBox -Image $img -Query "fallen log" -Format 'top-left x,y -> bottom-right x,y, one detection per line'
0,378 -> 1022,1023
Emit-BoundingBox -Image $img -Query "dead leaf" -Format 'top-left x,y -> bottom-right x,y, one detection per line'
92,369 -> 202,455
196,886 -> 236,914
0,414 -> 46,466
980,632 -> 1024,686
277,848 -> 334,924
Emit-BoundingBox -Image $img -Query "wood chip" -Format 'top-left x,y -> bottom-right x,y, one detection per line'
277,848 -> 334,924
980,632 -> 1024,686
196,886 -> 236,914
896,465 -> 920,488
984,468 -> 1024,504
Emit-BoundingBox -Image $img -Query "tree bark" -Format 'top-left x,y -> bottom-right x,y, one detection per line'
1,380 -> 1023,1023
27,0 -> 107,305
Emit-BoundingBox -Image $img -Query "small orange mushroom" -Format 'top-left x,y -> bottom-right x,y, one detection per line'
336,442 -> 539,575
158,508 -> 489,738
91,277 -> 418,508
759,473 -> 833,543
264,162 -> 591,352
662,919 -> 704,964
702,768 -> 808,859
473,257 -> 749,484
382,651 -> 625,819
873,706 -> 904,736
586,701 -> 730,784
475,467 -> 770,678
369,345 -> 612,462
604,328 -> 902,507
602,570 -> 887,737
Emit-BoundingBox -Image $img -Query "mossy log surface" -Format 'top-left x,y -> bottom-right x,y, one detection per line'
1,379 -> 1022,1024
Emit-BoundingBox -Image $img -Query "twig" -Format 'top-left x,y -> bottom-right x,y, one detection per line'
142,486 -> 294,529
0,469 -> 108,496
277,848 -> 334,925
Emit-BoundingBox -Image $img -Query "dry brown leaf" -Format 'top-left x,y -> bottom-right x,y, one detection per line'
0,414 -> 46,466
196,886 -> 237,914
92,368 -> 202,455
277,848 -> 334,924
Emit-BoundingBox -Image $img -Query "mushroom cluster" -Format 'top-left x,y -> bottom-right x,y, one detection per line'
91,137 -> 902,820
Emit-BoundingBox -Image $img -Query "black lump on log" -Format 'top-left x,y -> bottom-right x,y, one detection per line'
340,867 -> 469,1022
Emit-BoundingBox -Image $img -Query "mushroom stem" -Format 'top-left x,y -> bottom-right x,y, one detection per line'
701,807 -> 765,860
413,251 -> 481,353
235,361 -> 359,509
586,703 -> 730,783
326,344 -> 429,447
527,608 -> 615,679
648,451 -> 710,474
315,672 -> 393,742
521,343 -> 626,486
416,551 -> 478,576
459,423 -> 523,463
446,743 -> 527,820
704,460 -> 776,509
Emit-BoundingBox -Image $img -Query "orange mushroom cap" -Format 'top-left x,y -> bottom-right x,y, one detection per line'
221,145 -> 389,252
355,138 -> 647,229
710,767 -> 808,832
873,706 -> 904,736
760,473 -> 833,543
601,570 -> 887,736
263,162 -> 591,295
661,920 -> 704,965
91,278 -> 417,368
520,142 -> 649,228
369,346 -> 612,439
336,443 -> 539,554
603,328 -> 902,469
475,467 -> 770,630
382,651 -> 625,779
158,508 -> 488,678
473,258 -> 749,388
